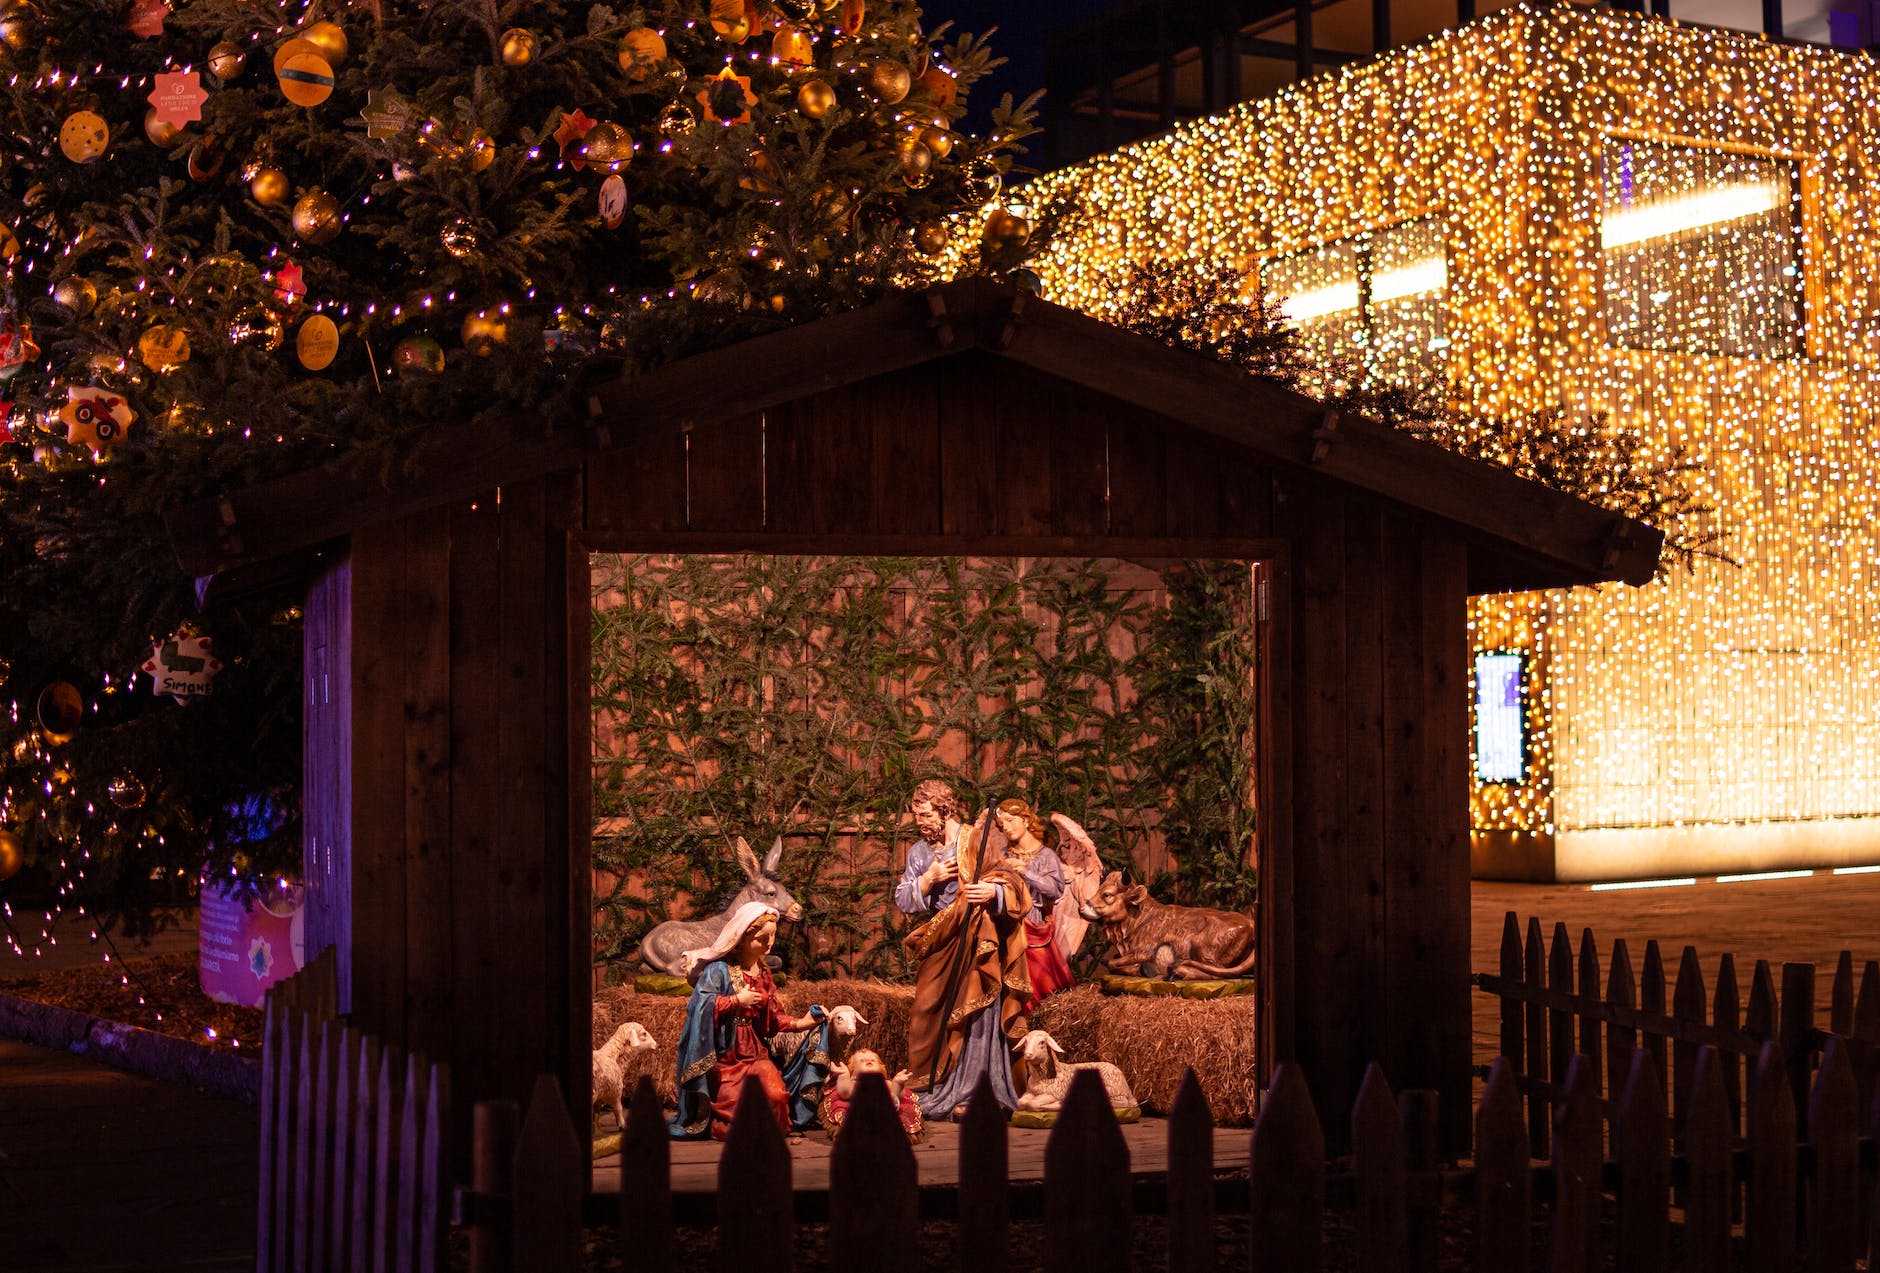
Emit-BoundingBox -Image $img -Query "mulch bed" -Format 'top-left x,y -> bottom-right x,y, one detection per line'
0,951 -> 264,1054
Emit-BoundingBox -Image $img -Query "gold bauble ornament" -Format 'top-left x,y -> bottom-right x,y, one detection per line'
0,2 -> 33,53
392,335 -> 444,374
143,107 -> 184,148
301,19 -> 348,67
899,141 -> 932,185
468,130 -> 496,172
797,79 -> 836,119
58,111 -> 110,163
694,268 -> 748,308
616,27 -> 666,80
52,276 -> 96,315
918,66 -> 958,108
709,0 -> 752,44
248,165 -> 291,206
292,190 -> 342,244
37,680 -> 82,736
460,309 -> 508,355
771,23 -> 813,66
656,103 -> 696,138
227,306 -> 284,350
918,125 -> 952,160
866,60 -> 911,104
581,120 -> 634,173
500,27 -> 536,67
137,324 -> 191,372
981,207 -> 1031,250
207,39 -> 245,81
959,156 -> 1002,203
440,218 -> 480,258
913,220 -> 948,255
0,829 -> 23,882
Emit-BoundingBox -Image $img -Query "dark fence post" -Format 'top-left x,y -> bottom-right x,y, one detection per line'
1525,918 -> 1547,1156
1399,1088 -> 1440,1273
419,1062 -> 450,1273
830,1073 -> 918,1273
1606,940 -> 1638,1122
620,1076 -> 674,1273
1685,1048 -> 1732,1273
1044,1069 -> 1131,1273
717,1075 -> 792,1273
1641,942 -> 1668,1101
1672,946 -> 1705,1157
958,1075 -> 1008,1273
1498,913 -> 1522,1071
1250,1063 -> 1324,1273
514,1075 -> 582,1273
1167,1069 -> 1215,1273
1352,1063 -> 1406,1273
1549,1055 -> 1600,1273
1747,1041 -> 1798,1273
1615,1048 -> 1668,1273
1809,1037 -> 1860,1273
258,1001 -> 282,1273
469,1100 -> 520,1273
1714,953 -> 1742,1136
1474,1059 -> 1527,1273
1780,962 -> 1816,1129
1576,930 -> 1602,1100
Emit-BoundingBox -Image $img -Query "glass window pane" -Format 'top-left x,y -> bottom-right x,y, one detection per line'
1266,237 -> 1364,385
1367,216 -> 1449,386
1601,139 -> 1802,358
1475,651 -> 1527,784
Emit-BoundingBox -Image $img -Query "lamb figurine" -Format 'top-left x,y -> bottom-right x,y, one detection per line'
769,1003 -> 867,1069
592,1021 -> 657,1131
1013,1029 -> 1139,1114
768,1004 -> 867,1132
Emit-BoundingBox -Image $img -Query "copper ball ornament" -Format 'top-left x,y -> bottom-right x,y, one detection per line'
913,220 -> 948,255
0,828 -> 22,882
1010,268 -> 1045,296
440,218 -> 480,258
301,19 -> 348,67
292,190 -> 343,245
581,121 -> 635,173
143,107 -> 185,148
248,165 -> 291,206
227,306 -> 284,350
36,681 -> 82,736
797,79 -> 836,119
918,125 -> 952,160
460,309 -> 509,356
52,276 -> 96,315
657,103 -> 696,139
981,207 -> 1031,250
0,1 -> 33,53
107,773 -> 146,809
392,335 -> 444,374
207,39 -> 245,81
900,142 -> 933,188
500,27 -> 536,67
468,130 -> 496,172
865,60 -> 911,104
959,156 -> 1002,203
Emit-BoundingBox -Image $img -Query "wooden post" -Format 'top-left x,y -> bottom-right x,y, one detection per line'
1672,946 -> 1705,1154
1167,1070 -> 1215,1273
1809,1037 -> 1860,1273
1781,963 -> 1816,1130
350,1037 -> 381,1273
1748,960 -> 1778,1045
372,1044 -> 401,1273
1606,940 -> 1637,1122
620,1077 -> 674,1273
329,1027 -> 359,1273
1398,1089 -> 1440,1273
1524,918 -> 1547,1157
514,1075 -> 582,1273
1549,1055 -> 1600,1273
958,1075 -> 1008,1273
1614,1049 -> 1668,1273
1685,1048 -> 1732,1273
258,1002 -> 282,1273
1747,1041 -> 1798,1273
1855,961 -> 1880,1122
1575,929 -> 1601,1099
718,1074 -> 792,1273
469,1100 -> 520,1273
1640,942 -> 1668,1103
1250,1063 -> 1324,1273
1867,1083 -> 1880,1273
1548,924 -> 1573,1134
274,1008 -> 299,1273
1045,1069 -> 1131,1273
1498,913 -> 1522,1072
1832,951 -> 1855,1037
307,1020 -> 338,1273
1713,953 -> 1742,1136
395,1051 -> 424,1273
831,1074 -> 918,1273
1474,1060 -> 1527,1273
1352,1064 -> 1407,1273
418,1063 -> 450,1273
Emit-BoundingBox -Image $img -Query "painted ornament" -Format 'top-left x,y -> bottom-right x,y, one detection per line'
0,315 -> 39,380
616,27 -> 666,80
699,67 -> 758,126
296,314 -> 339,370
840,0 -> 864,35
460,309 -> 508,355
186,134 -> 226,180
60,386 -> 135,456
142,630 -> 222,702
272,260 -> 307,305
147,71 -> 208,128
553,108 -> 596,168
391,335 -> 444,374
772,24 -> 813,66
599,174 -> 627,229
136,323 -> 191,372
36,680 -> 82,735
58,111 -> 110,163
277,47 -> 335,107
125,0 -> 166,38
918,66 -> 957,108
710,0 -> 753,43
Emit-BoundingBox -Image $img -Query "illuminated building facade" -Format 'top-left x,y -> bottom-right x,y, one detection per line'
1034,3 -> 1880,880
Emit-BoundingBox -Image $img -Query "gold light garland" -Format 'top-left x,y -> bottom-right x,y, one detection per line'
1032,4 -> 1880,876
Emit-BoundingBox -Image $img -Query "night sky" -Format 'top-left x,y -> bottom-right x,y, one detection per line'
929,0 -> 1116,134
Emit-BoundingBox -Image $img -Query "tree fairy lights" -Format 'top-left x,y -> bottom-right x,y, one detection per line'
1032,3 -> 1880,879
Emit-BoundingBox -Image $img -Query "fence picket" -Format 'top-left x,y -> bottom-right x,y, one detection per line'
1809,1037 -> 1860,1273
718,1074 -> 792,1273
275,1009 -> 300,1273
1832,951 -> 1855,1036
1167,1069 -> 1215,1273
1549,1055 -> 1600,1273
1684,1048 -> 1731,1273
1712,953 -> 1741,1135
1605,940 -> 1637,1119
372,1044 -> 400,1273
1868,1082 -> 1880,1273
1475,1059 -> 1527,1273
1575,931 -> 1601,1098
1045,1069 -> 1131,1273
620,1076 -> 673,1273
290,1015 -> 317,1273
1614,1049 -> 1667,1273
1548,925 -> 1573,1140
1747,1041 -> 1798,1273
1399,1089 -> 1440,1273
308,1020 -> 338,1273
1499,913 -> 1523,1072
331,1028 -> 360,1273
258,1002 -> 282,1273
958,1074 -> 1008,1273
1671,947 -> 1704,1155
1526,918 -> 1548,1158
515,1076 -> 582,1273
469,1100 -> 519,1273
418,1062 -> 449,1273
1640,942 -> 1667,1104
1352,1064 -> 1407,1273
1250,1063 -> 1324,1273
1780,963 -> 1816,1129
350,1037 -> 380,1273
831,1074 -> 918,1273
395,1051 -> 424,1273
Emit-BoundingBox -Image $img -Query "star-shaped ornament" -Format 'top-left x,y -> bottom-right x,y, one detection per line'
698,67 -> 758,127
148,71 -> 209,128
59,386 -> 136,457
273,260 -> 307,305
554,108 -> 596,168
360,86 -> 418,140
142,629 -> 223,703
125,0 -> 168,38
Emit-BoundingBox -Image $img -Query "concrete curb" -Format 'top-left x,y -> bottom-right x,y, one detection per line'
0,988 -> 260,1103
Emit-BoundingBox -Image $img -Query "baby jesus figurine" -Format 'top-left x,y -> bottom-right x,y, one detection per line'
818,1048 -> 923,1142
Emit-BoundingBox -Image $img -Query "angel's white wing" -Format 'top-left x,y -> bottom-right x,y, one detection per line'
1049,813 -> 1106,961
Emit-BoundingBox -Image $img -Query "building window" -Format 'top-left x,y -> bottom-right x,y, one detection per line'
1474,650 -> 1527,784
1263,216 -> 1449,392
1600,138 -> 1803,359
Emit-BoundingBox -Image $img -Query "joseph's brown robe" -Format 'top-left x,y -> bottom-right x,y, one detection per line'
903,821 -> 1033,1090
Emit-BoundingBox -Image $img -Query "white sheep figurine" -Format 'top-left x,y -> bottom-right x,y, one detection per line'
768,1003 -> 868,1069
592,1021 -> 657,1131
1013,1029 -> 1139,1114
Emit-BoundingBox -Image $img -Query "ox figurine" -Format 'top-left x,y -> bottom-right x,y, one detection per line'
1078,870 -> 1257,980
638,836 -> 805,977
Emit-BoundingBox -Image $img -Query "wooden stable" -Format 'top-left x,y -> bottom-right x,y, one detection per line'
168,279 -> 1660,1154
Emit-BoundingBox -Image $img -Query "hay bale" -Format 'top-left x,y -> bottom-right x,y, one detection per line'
1033,985 -> 1259,1125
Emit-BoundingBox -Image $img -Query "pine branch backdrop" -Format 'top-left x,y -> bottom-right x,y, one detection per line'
589,553 -> 1260,980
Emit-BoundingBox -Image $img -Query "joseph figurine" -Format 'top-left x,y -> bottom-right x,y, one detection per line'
895,779 -> 1033,1118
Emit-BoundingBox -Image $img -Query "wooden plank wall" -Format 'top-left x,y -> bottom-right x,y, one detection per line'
304,560 -> 353,1014
1274,481 -> 1472,1153
338,476 -> 587,1156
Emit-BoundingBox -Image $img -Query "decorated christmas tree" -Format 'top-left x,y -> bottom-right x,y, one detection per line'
0,0 -> 1045,933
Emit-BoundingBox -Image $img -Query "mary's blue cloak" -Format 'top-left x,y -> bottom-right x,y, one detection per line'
668,962 -> 830,1138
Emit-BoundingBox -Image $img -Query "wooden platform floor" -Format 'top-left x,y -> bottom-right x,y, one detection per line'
593,1112 -> 1252,1194
0,1037 -> 256,1272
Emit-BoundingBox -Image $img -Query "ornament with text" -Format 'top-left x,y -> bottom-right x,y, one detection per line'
142,631 -> 223,702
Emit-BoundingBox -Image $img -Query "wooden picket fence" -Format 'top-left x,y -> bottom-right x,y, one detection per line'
268,943 -> 341,1021
1472,910 -> 1880,1155
256,998 -> 452,1273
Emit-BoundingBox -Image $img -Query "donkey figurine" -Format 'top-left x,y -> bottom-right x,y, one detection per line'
637,836 -> 805,977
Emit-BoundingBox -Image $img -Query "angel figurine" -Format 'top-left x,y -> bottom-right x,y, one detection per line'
992,799 -> 1105,1007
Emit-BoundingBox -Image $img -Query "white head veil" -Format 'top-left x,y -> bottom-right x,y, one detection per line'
680,901 -> 780,979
